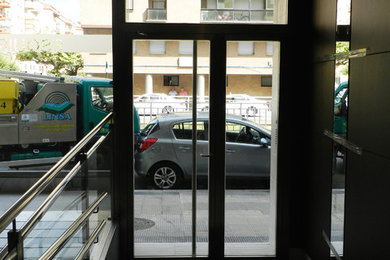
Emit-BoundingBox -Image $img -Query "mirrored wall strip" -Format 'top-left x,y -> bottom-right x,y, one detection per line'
323,129 -> 363,155
316,48 -> 367,63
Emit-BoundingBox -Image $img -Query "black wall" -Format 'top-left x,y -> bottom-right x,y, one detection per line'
306,0 -> 390,259
304,0 -> 337,259
344,0 -> 390,258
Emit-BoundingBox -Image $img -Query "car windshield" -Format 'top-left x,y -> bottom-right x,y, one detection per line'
91,86 -> 113,112
335,88 -> 347,103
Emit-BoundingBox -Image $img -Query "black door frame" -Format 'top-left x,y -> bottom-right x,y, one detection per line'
111,0 -> 296,259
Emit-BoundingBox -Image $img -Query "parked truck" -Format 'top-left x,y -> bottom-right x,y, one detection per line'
334,81 -> 348,136
0,69 -> 139,161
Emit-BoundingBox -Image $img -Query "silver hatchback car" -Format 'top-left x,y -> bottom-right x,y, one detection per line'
135,113 -> 271,189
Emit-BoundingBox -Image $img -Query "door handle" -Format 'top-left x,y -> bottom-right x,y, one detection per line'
200,153 -> 212,158
226,149 -> 236,153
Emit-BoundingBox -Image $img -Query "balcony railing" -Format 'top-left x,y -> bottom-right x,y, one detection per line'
201,9 -> 273,23
146,8 -> 167,21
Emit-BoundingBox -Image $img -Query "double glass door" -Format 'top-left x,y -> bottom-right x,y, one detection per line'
129,36 -> 279,258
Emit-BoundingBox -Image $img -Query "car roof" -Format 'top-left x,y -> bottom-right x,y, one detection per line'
152,112 -> 271,136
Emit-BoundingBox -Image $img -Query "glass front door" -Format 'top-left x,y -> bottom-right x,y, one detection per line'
130,37 -> 279,258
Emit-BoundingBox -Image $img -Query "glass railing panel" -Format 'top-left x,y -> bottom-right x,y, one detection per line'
21,132 -> 112,259
200,9 -> 274,23
146,9 -> 167,21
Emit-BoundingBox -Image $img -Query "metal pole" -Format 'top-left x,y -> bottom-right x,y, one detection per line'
191,40 -> 198,257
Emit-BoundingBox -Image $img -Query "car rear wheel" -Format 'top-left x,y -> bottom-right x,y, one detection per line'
151,162 -> 182,189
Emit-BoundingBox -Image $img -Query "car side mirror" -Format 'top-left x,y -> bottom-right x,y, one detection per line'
260,138 -> 270,147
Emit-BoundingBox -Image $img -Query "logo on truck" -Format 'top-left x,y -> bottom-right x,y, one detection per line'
39,91 -> 74,120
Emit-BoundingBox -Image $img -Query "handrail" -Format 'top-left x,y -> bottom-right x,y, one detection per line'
74,219 -> 107,260
0,112 -> 113,233
38,192 -> 108,260
0,245 -> 9,260
322,230 -> 342,260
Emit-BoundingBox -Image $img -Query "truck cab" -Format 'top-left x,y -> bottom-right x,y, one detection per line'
334,81 -> 348,136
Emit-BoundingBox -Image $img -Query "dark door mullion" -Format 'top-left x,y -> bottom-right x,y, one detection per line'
208,35 -> 227,259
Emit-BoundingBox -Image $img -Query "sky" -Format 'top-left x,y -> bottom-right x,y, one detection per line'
43,0 -> 81,23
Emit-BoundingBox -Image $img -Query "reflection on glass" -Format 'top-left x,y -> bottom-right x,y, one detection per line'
133,40 -> 210,257
225,41 -> 277,256
331,41 -> 349,256
126,0 -> 288,24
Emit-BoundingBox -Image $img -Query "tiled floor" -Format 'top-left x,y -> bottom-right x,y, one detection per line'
1,189 -> 345,258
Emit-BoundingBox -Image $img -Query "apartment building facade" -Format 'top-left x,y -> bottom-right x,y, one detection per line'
81,0 -> 278,97
0,0 -> 81,34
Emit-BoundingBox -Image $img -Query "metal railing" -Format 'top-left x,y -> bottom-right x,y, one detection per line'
200,9 -> 274,23
134,96 -> 272,128
146,8 -> 167,21
0,112 -> 113,259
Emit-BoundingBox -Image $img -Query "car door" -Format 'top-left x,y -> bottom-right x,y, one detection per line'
225,120 -> 270,177
171,120 -> 209,177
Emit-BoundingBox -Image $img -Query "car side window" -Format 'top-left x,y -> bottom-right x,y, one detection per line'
172,121 -> 208,140
226,121 -> 262,144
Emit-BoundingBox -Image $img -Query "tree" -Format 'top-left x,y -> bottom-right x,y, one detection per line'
336,42 -> 349,76
16,40 -> 84,76
0,53 -> 18,71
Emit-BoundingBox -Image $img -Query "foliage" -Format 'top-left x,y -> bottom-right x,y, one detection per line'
16,40 -> 84,76
336,42 -> 349,76
0,53 -> 18,71
336,41 -> 349,54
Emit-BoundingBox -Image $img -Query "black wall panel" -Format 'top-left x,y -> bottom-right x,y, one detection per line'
304,0 -> 336,259
350,0 -> 390,53
343,0 -> 390,258
348,55 -> 390,158
344,53 -> 390,258
312,0 -> 337,58
304,62 -> 335,260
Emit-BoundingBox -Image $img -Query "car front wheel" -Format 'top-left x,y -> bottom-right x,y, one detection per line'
162,106 -> 174,114
246,106 -> 258,116
151,163 -> 182,189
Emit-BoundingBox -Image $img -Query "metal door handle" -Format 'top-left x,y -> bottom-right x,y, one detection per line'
226,149 -> 236,153
179,146 -> 191,151
200,153 -> 212,157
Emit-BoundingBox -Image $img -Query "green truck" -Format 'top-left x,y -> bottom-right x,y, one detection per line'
334,81 -> 348,136
0,70 -> 139,161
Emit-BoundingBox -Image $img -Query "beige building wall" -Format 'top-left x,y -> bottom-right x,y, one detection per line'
134,74 -> 210,96
274,0 -> 288,24
134,73 -> 271,97
81,0 -> 112,27
80,1 -> 277,97
167,0 -> 201,23
227,75 -> 272,96
126,0 -> 148,22
127,0 -> 200,23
